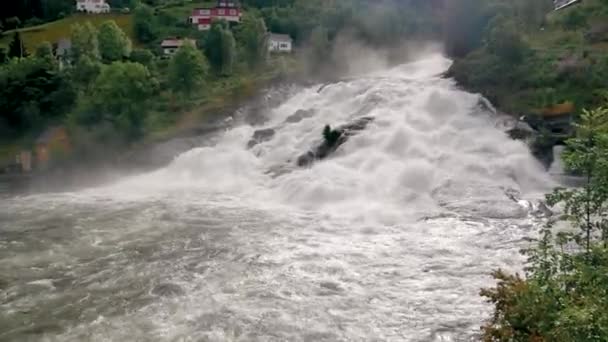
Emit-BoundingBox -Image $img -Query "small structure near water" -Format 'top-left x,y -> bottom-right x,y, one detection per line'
160,38 -> 196,56
268,34 -> 293,53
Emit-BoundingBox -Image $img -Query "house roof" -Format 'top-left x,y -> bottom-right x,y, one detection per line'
161,38 -> 196,48
36,126 -> 66,144
56,38 -> 71,56
269,33 -> 292,43
554,0 -> 580,10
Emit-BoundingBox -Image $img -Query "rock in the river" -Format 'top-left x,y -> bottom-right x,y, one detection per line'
151,283 -> 185,297
247,128 -> 276,148
285,109 -> 316,123
297,117 -> 374,167
507,121 -> 537,140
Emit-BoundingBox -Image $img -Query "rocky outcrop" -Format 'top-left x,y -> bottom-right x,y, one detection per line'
297,117 -> 374,167
285,109 -> 316,123
247,128 -> 276,148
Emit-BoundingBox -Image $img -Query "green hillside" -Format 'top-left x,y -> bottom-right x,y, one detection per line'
0,13 -> 134,51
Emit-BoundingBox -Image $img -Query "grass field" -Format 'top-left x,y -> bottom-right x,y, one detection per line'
0,13 -> 134,51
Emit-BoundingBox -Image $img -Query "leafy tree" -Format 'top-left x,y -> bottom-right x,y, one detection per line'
87,62 -> 158,139
481,105 -> 608,341
8,32 -> 27,59
35,41 -> 54,62
71,55 -> 102,90
130,48 -> 155,68
168,43 -> 208,98
0,57 -> 76,136
71,22 -> 100,62
238,15 -> 269,69
205,21 -> 236,76
98,20 -> 132,62
133,4 -> 158,44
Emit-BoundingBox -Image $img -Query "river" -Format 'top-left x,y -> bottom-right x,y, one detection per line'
0,55 -> 556,341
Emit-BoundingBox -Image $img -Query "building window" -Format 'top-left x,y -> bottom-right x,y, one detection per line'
280,43 -> 289,49
218,9 -> 225,15
230,9 -> 236,15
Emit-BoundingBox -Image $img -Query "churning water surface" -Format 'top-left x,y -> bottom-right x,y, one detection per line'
0,55 -> 555,342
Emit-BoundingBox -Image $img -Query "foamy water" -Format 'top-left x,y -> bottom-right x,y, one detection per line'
0,54 -> 554,341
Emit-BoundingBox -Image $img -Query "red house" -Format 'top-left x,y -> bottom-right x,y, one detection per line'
190,0 -> 242,31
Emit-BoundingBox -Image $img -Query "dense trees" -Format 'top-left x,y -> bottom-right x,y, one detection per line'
85,62 -> 158,139
133,4 -> 158,44
0,56 -> 76,136
168,43 -> 208,98
8,33 -> 27,59
98,20 -> 132,62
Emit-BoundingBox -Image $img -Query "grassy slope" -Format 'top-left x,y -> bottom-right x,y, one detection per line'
0,13 -> 134,51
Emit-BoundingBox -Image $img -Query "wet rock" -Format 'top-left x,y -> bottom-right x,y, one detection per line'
151,283 -> 184,297
285,109 -> 316,123
247,128 -> 276,148
320,281 -> 342,291
532,201 -> 553,218
507,121 -> 537,141
297,117 -> 374,167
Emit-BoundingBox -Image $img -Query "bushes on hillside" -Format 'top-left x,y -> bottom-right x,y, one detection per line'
481,106 -> 608,341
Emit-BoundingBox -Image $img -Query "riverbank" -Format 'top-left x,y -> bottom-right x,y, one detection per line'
1,61 -> 309,195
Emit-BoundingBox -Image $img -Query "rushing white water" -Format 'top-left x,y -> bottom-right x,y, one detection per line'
0,54 -> 555,341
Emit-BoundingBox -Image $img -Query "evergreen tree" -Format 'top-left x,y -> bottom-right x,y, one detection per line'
8,32 -> 27,58
206,21 -> 236,76
168,42 -> 208,98
98,20 -> 132,62
87,62 -> 158,139
238,15 -> 269,69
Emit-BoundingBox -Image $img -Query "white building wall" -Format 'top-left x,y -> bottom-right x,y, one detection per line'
269,40 -> 292,52
76,0 -> 111,13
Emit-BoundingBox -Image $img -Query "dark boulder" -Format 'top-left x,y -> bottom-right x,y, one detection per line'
151,283 -> 185,297
247,128 -> 276,148
297,117 -> 374,167
285,109 -> 316,123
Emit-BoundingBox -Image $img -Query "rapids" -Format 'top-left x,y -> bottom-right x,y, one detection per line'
0,55 -> 555,341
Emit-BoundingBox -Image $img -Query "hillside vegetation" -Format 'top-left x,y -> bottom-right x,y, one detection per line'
447,0 -> 608,116
0,14 -> 134,51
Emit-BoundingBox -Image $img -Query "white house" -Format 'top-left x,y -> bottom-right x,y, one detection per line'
268,33 -> 293,53
76,0 -> 111,14
160,38 -> 197,56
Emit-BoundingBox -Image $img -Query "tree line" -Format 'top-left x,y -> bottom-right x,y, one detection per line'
0,2 -> 270,147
